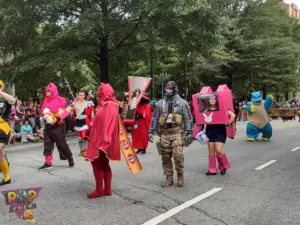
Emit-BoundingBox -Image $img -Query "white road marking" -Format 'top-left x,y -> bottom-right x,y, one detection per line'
141,188 -> 222,225
255,160 -> 277,170
291,147 -> 300,152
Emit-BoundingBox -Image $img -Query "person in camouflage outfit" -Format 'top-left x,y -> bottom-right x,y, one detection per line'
149,81 -> 193,187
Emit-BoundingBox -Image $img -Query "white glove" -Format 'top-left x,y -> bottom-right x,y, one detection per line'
43,108 -> 55,124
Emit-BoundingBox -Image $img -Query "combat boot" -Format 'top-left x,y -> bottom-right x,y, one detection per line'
161,175 -> 174,187
177,173 -> 184,187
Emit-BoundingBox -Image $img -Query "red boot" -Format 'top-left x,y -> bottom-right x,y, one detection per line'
88,157 -> 104,198
103,155 -> 112,196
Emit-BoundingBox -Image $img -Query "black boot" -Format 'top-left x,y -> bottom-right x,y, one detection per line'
68,157 -> 74,167
140,149 -> 146,154
206,171 -> 217,176
0,179 -> 11,186
221,169 -> 227,175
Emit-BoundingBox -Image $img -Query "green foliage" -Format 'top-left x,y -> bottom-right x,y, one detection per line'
0,0 -> 299,101
231,0 -> 300,98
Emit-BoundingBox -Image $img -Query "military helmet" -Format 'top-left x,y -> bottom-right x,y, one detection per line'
165,81 -> 178,98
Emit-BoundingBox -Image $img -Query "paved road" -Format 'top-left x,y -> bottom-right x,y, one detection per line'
1,120 -> 300,225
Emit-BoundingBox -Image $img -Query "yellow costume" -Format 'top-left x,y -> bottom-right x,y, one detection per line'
0,80 -> 15,186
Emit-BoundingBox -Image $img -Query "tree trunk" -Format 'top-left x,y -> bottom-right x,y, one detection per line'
150,48 -> 154,98
262,85 -> 267,99
33,88 -> 37,100
100,36 -> 109,83
100,0 -> 109,83
285,92 -> 289,101
227,72 -> 233,90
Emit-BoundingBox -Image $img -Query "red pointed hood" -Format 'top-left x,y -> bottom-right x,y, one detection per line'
41,82 -> 66,116
45,82 -> 59,99
98,83 -> 118,106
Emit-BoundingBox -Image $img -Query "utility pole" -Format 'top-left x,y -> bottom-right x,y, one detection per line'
150,49 -> 154,98
149,0 -> 154,98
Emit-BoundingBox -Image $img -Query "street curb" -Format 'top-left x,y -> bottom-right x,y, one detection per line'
5,138 -> 79,152
5,135 -> 133,152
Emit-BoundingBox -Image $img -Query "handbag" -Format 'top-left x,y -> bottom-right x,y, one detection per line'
195,131 -> 209,145
192,123 -> 202,139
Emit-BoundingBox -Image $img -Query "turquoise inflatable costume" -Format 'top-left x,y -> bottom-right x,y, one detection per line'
244,91 -> 273,141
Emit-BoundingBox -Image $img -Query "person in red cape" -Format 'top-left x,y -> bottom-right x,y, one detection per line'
132,93 -> 152,154
86,83 -> 120,198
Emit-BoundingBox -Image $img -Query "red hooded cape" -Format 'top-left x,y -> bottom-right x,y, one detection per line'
86,83 -> 120,161
131,94 -> 152,149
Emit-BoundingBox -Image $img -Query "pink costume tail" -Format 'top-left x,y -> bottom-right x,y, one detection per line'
208,154 -> 217,173
217,153 -> 230,170
45,155 -> 53,165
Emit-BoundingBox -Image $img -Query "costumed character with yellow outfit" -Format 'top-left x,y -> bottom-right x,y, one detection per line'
0,80 -> 16,186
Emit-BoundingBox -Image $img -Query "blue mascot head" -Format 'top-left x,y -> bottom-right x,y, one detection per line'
251,91 -> 262,103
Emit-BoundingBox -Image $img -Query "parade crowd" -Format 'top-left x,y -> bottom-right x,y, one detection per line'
0,78 -> 283,206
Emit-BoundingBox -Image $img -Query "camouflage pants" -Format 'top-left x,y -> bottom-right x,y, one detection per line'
160,133 -> 184,175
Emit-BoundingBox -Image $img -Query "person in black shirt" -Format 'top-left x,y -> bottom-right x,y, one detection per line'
0,80 -> 16,186
204,95 -> 235,176
233,96 -> 239,123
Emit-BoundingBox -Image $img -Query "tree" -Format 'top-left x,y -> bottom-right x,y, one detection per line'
230,0 -> 300,98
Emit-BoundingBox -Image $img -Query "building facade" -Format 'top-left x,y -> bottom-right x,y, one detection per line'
279,0 -> 300,18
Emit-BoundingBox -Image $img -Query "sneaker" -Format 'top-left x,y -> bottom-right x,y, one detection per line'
68,157 -> 74,167
0,179 -> 11,186
136,150 -> 142,154
78,150 -> 87,157
205,171 -> 217,176
38,163 -> 52,170
140,149 -> 146,154
220,169 -> 227,175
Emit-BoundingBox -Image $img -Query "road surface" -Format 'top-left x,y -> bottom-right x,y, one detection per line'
1,120 -> 300,225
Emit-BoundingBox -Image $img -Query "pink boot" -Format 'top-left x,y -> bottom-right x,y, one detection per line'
217,153 -> 230,175
45,155 -> 53,165
206,154 -> 217,175
216,155 -> 224,171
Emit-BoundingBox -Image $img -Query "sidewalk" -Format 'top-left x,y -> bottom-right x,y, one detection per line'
5,132 -> 133,152
5,132 -> 78,151
6,119 -> 298,152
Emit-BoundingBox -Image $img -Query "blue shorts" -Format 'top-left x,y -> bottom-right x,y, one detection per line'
207,134 -> 226,144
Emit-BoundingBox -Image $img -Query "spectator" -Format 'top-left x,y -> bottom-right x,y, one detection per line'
8,129 -> 16,145
15,100 -> 25,121
233,96 -> 239,123
17,120 -> 37,143
26,102 -> 36,132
